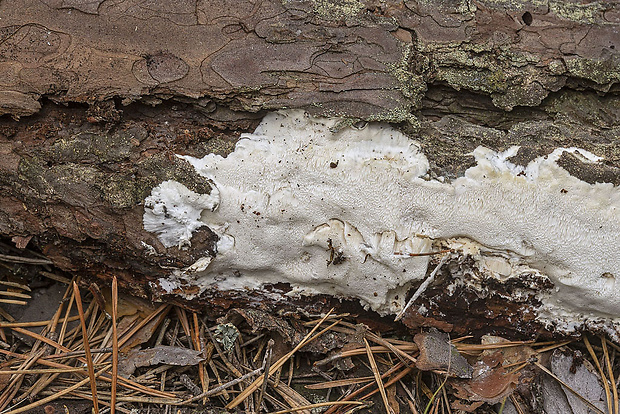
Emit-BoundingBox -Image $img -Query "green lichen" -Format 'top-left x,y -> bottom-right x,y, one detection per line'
368,107 -> 420,129
387,44 -> 426,101
549,0 -> 605,24
564,56 -> 620,85
476,0 -> 606,23
437,67 -> 508,94
309,0 -> 365,20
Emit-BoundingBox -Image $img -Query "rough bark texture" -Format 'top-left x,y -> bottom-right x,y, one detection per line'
1,0 -> 619,337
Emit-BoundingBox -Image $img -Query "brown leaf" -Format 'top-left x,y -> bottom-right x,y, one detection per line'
224,308 -> 302,345
119,345 -> 205,376
451,399 -> 484,412
451,363 -> 519,404
414,330 -> 473,378
122,309 -> 169,350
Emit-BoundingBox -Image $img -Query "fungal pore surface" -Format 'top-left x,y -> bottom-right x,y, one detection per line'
143,110 -> 620,334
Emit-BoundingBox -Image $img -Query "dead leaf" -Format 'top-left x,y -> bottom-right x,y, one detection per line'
224,308 -> 302,344
122,308 -> 169,350
119,345 -> 205,376
451,360 -> 519,404
103,290 -> 156,318
450,335 -> 533,406
414,330 -> 473,378
480,335 -> 536,366
451,399 -> 484,412
549,349 -> 607,413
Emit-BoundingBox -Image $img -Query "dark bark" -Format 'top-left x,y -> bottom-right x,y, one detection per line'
1,0 -> 619,337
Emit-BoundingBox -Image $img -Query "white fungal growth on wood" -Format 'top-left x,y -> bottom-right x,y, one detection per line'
143,180 -> 219,249
143,110 -> 620,333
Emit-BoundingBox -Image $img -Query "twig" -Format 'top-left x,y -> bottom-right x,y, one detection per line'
393,249 -> 453,257
0,254 -> 53,265
396,255 -> 449,321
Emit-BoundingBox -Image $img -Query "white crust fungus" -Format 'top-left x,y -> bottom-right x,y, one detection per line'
143,180 -> 219,249
143,110 -> 620,333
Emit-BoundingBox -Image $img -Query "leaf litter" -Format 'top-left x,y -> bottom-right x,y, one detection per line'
0,245 -> 620,413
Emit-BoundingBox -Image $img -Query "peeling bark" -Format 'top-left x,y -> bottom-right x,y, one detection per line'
1,0 -> 620,338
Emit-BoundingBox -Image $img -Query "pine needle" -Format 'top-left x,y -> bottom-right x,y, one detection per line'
584,336 -> 612,414
601,336 -> 618,414
74,281 -> 100,414
272,401 -> 365,413
4,366 -> 109,414
364,337 -> 394,414
305,376 -> 374,390
111,276 -> 118,414
0,291 -> 30,299
0,299 -> 27,306
226,309 -> 335,410
0,315 -> 80,328
0,281 -> 31,291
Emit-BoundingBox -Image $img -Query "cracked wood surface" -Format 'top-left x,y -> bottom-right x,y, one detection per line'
0,0 -> 619,119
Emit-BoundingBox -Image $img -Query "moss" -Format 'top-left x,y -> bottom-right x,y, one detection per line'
17,156 -> 55,198
100,175 -> 145,209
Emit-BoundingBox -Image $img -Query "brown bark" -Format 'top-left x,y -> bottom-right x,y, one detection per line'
1,0 -> 619,337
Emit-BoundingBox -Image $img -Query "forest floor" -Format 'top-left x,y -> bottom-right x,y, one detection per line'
0,239 -> 617,414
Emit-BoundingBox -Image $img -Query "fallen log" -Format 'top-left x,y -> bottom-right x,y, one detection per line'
1,0 -> 619,339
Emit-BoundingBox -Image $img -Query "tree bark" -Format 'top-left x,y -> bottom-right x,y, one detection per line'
1,0 -> 619,337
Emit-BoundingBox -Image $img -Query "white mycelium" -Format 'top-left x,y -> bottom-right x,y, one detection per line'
143,110 -> 620,332
143,180 -> 219,249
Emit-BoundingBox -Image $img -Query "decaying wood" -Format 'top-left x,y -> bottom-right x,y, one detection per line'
0,0 -> 619,336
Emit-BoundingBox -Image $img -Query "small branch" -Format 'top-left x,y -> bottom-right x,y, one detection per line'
395,255 -> 449,321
